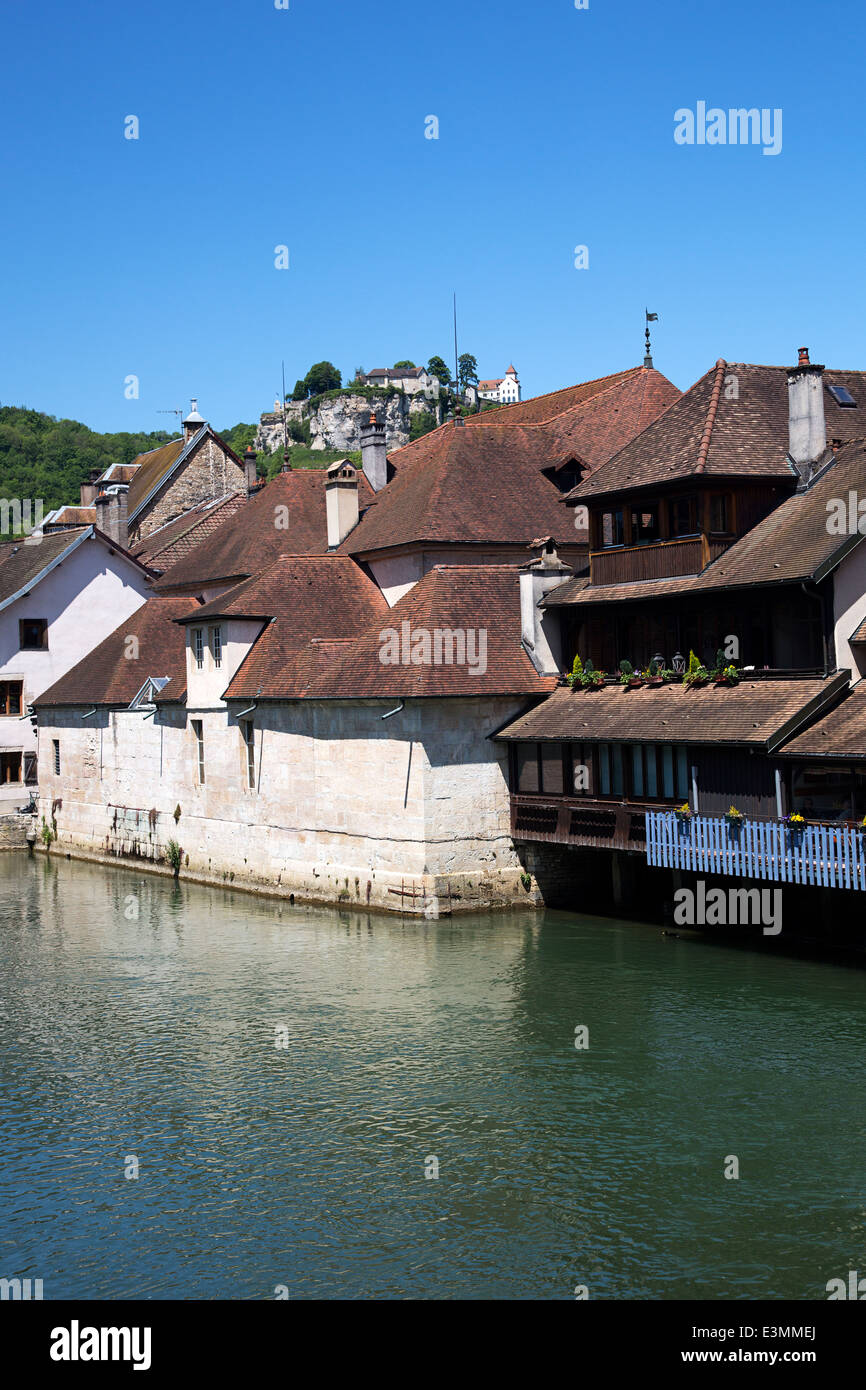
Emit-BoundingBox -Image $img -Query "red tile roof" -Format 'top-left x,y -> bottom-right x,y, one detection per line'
777,686 -> 866,757
465,365 -> 677,427
153,469 -> 375,591
131,493 -> 247,571
221,555 -> 390,699
298,565 -> 555,699
34,596 -> 190,707
568,362 -> 866,502
495,674 -> 848,751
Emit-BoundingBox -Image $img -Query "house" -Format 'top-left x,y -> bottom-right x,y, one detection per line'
43,401 -> 251,550
494,348 -> 866,916
0,527 -> 155,808
478,365 -> 520,403
30,361 -> 682,913
359,366 -> 441,399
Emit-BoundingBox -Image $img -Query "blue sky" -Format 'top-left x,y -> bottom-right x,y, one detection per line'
1,0 -> 864,432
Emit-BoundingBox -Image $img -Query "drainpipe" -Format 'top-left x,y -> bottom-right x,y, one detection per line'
691,765 -> 699,813
235,686 -> 262,721
81,707 -> 98,720
381,701 -> 404,720
775,767 -> 784,819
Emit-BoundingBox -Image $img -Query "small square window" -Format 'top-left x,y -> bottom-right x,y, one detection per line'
19,619 -> 48,650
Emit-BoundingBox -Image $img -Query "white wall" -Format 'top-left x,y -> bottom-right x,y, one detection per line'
185,617 -> 265,708
0,536 -> 151,805
833,543 -> 866,681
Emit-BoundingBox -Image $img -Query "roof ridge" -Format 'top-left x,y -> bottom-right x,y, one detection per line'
473,365 -> 641,418
695,359 -> 727,475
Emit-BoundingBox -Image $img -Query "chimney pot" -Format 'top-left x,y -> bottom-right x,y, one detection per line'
243,446 -> 258,494
798,347 -> 810,366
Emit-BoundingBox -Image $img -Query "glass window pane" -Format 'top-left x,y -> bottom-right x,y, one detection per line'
791,764 -> 851,820
646,745 -> 657,798
612,744 -> 624,796
662,745 -> 674,799
599,744 -> 611,795
632,745 -> 644,798
516,744 -> 539,793
676,747 -> 689,800
540,744 -> 564,794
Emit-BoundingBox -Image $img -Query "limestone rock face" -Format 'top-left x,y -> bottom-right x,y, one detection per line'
254,392 -> 442,456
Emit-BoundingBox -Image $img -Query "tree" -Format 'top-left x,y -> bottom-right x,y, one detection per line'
458,353 -> 478,391
393,360 -> 416,371
303,361 -> 342,396
409,410 -> 438,442
291,379 -> 307,401
427,355 -> 451,386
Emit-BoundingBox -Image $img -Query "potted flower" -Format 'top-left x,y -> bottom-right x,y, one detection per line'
715,664 -> 740,687
859,816 -> 866,837
566,654 -> 583,690
782,812 -> 806,841
580,659 -> 606,690
674,802 -> 692,822
660,667 -> 678,684
724,805 -> 744,837
618,659 -> 643,689
683,650 -> 710,688
645,659 -> 664,687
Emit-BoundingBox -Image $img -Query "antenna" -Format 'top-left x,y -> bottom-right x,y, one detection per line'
157,408 -> 184,435
453,291 -> 459,407
281,360 -> 291,470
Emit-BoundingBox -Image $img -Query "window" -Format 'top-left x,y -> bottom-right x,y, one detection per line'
827,383 -> 857,408
0,681 -> 22,716
52,739 -> 61,776
242,720 -> 256,790
709,494 -> 730,534
210,626 -> 223,669
792,764 -> 866,821
598,742 -> 689,801
671,495 -> 699,537
601,509 -> 624,548
191,719 -> 205,784
630,502 -> 660,544
19,619 -> 47,650
193,629 -> 204,669
0,752 -> 22,784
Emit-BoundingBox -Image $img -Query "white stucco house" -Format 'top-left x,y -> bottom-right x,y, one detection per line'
0,526 -> 154,807
478,365 -> 520,403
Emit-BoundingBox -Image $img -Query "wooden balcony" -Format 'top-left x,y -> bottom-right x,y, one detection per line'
646,812 -> 866,890
589,536 -> 730,587
511,794 -> 651,852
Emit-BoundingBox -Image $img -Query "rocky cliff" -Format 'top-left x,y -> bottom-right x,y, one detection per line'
254,390 -> 442,456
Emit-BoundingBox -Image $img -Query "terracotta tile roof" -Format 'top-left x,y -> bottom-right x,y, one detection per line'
153,469 -> 375,591
465,365 -> 676,427
43,506 -> 98,528
546,439 -> 866,607
568,362 -> 866,502
126,438 -> 186,517
299,565 -> 556,699
850,618 -> 866,643
131,493 -> 246,571
494,673 -> 848,751
777,686 -> 866,757
541,366 -> 682,469
34,596 -> 190,707
220,556 -> 389,699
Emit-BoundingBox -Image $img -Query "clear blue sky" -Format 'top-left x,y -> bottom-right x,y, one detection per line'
1,0 -> 864,432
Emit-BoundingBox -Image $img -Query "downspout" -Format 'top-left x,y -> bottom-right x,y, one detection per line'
81,707 -> 98,720
381,701 -> 404,720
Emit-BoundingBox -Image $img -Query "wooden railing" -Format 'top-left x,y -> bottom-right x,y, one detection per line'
645,812 -> 866,890
511,794 -> 651,852
589,537 -> 729,586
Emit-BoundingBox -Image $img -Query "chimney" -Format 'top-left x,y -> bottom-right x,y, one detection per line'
80,468 -> 102,507
359,411 -> 387,491
325,460 -> 359,548
787,346 -> 826,483
519,538 -> 573,675
94,487 -> 129,550
243,445 -> 258,494
183,398 -> 205,444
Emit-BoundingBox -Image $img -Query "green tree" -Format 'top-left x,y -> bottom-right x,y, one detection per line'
304,361 -> 342,396
291,379 -> 307,401
218,422 -> 258,458
393,360 -> 416,371
409,410 -> 438,442
458,353 -> 478,391
427,355 -> 451,386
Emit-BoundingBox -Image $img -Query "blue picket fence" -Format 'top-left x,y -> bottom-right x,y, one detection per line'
645,812 -> 866,890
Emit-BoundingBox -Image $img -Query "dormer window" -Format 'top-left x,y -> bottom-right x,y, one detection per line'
630,501 -> 660,544
601,508 -> 624,548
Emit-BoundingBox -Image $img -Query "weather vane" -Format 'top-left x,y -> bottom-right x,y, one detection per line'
644,309 -> 658,367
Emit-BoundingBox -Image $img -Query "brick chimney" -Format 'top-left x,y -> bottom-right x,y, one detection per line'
80,468 -> 102,506
325,460 -> 359,548
359,412 -> 387,492
519,538 -> 573,675
787,347 -> 826,483
183,398 -> 205,444
94,487 -> 129,550
243,445 -> 258,494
